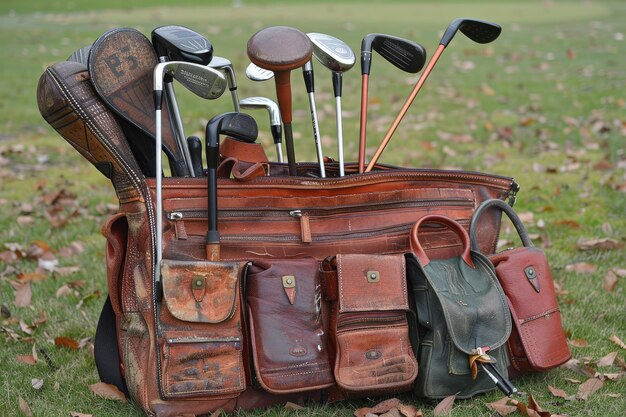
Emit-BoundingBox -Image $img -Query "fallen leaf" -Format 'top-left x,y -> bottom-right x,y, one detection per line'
565,263 -> 596,274
19,397 -> 33,417
598,372 -> 625,381
570,338 -> 589,348
609,334 -> 626,349
577,237 -> 623,251
55,284 -> 74,298
604,269 -> 620,292
12,281 -> 32,307
70,413 -> 93,417
54,336 -> 79,350
398,403 -> 421,417
565,377 -> 581,384
597,351 -> 618,367
576,378 -> 603,400
433,394 -> 456,416
354,406 -> 373,417
31,378 -> 44,390
209,410 -> 222,417
16,354 -> 37,365
486,397 -> 517,416
1,303 -> 11,318
548,385 -> 570,400
88,382 -> 127,402
284,402 -> 304,410
554,219 -> 581,229
380,408 -> 402,417
371,398 -> 401,414
17,271 -> 47,283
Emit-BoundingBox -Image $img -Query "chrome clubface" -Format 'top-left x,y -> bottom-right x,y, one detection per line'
308,32 -> 355,72
155,62 -> 227,100
245,62 -> 274,81
240,96 -> 281,126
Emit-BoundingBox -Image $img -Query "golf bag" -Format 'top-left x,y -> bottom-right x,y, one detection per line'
37,36 -> 520,417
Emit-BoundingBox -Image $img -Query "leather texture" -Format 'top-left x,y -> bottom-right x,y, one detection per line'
330,254 -> 418,395
408,215 -> 511,399
246,258 -> 334,394
470,199 -> 571,375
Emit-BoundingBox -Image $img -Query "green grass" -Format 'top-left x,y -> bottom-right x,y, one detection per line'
1,1 -> 625,416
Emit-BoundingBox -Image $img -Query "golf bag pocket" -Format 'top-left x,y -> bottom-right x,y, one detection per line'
331,254 -> 417,395
159,259 -> 245,399
245,258 -> 334,394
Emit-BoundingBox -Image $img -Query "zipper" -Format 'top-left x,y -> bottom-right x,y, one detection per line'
337,311 -> 406,333
165,336 -> 241,344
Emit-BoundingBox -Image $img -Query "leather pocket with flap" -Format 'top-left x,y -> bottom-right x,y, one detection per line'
332,254 -> 417,395
159,259 -> 245,399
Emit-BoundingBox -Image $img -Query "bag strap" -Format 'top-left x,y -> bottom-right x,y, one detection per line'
94,296 -> 129,397
410,214 -> 474,268
469,198 -> 533,251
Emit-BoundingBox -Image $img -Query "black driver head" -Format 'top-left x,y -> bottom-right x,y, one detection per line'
361,33 -> 426,75
441,18 -> 502,47
205,112 -> 258,153
151,25 -> 213,65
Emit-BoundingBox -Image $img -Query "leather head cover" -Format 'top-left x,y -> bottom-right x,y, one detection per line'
247,26 -> 312,71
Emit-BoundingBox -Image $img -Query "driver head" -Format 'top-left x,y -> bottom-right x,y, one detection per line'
151,25 -> 213,65
308,33 -> 355,73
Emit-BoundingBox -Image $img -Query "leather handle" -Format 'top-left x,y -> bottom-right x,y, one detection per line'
469,198 -> 533,251
410,214 -> 474,268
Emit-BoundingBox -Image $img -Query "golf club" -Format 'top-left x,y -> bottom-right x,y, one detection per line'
365,18 -> 501,172
187,135 -> 204,176
239,96 -> 284,162
209,56 -> 240,111
205,112 -> 258,261
358,34 -> 427,173
67,45 -> 91,64
308,32 -> 356,176
245,62 -> 274,81
153,61 -> 226,286
247,26 -> 313,176
302,60 -> 325,177
152,25 -> 214,176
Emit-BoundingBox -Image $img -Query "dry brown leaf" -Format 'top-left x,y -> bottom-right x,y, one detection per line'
597,351 -> 618,367
19,397 -> 33,417
54,336 -> 79,350
433,394 -> 456,416
208,409 -> 223,417
604,269 -> 620,292
486,397 -> 517,416
284,402 -> 304,410
370,398 -> 401,414
12,281 -> 32,307
354,407 -> 373,417
565,262 -> 596,274
609,334 -> 626,349
548,385 -> 570,400
16,354 -> 37,365
88,382 -> 127,402
17,271 -> 47,283
564,377 -> 581,384
598,372 -> 625,381
55,284 -> 74,298
380,408 -> 402,417
55,266 -> 81,276
570,338 -> 589,348
575,377 -> 604,400
577,237 -> 623,251
397,403 -> 421,417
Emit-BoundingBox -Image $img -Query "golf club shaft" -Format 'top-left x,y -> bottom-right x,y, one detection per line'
284,123 -> 297,176
336,95 -> 345,177
307,91 -> 326,178
155,107 -> 163,292
365,44 -> 445,172
358,73 -> 370,173
163,82 -> 195,176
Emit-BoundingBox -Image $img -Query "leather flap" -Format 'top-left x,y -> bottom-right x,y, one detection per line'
418,251 -> 511,354
161,259 -> 240,323
337,254 -> 408,313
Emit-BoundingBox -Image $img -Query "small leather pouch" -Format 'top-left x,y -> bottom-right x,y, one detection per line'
470,199 -> 571,375
329,254 -> 418,395
159,259 -> 246,399
245,258 -> 334,394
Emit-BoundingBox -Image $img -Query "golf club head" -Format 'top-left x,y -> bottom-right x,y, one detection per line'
308,33 -> 356,73
441,18 -> 502,46
154,61 -> 227,100
246,62 -> 274,81
239,96 -> 282,129
209,55 -> 236,85
206,112 -> 259,151
151,25 -> 213,65
361,33 -> 426,75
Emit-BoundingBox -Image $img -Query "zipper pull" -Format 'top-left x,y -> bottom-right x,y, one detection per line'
168,212 -> 188,240
290,210 -> 312,243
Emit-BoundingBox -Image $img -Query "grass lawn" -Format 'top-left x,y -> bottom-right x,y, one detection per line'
1,1 -> 624,416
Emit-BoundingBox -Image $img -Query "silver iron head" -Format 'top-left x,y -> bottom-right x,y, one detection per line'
154,61 -> 227,100
245,62 -> 274,81
239,96 -> 281,126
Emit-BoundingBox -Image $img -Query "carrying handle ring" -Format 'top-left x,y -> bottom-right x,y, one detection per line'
469,198 -> 533,251
410,214 -> 474,268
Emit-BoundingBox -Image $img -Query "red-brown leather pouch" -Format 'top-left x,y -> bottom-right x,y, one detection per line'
159,259 -> 246,399
245,258 -> 334,394
470,199 -> 571,374
330,254 -> 417,395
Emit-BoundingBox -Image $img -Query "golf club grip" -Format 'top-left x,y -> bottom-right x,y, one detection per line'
365,45 -> 445,172
187,136 -> 204,176
358,74 -> 369,173
283,123 -> 297,176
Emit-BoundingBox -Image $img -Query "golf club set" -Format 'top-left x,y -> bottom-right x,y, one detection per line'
36,17 -> 572,417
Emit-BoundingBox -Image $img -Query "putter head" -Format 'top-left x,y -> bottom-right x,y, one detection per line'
361,33 -> 426,75
151,25 -> 213,65
246,62 -> 274,81
206,112 -> 259,151
154,61 -> 227,100
308,33 -> 355,72
441,18 -> 502,46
